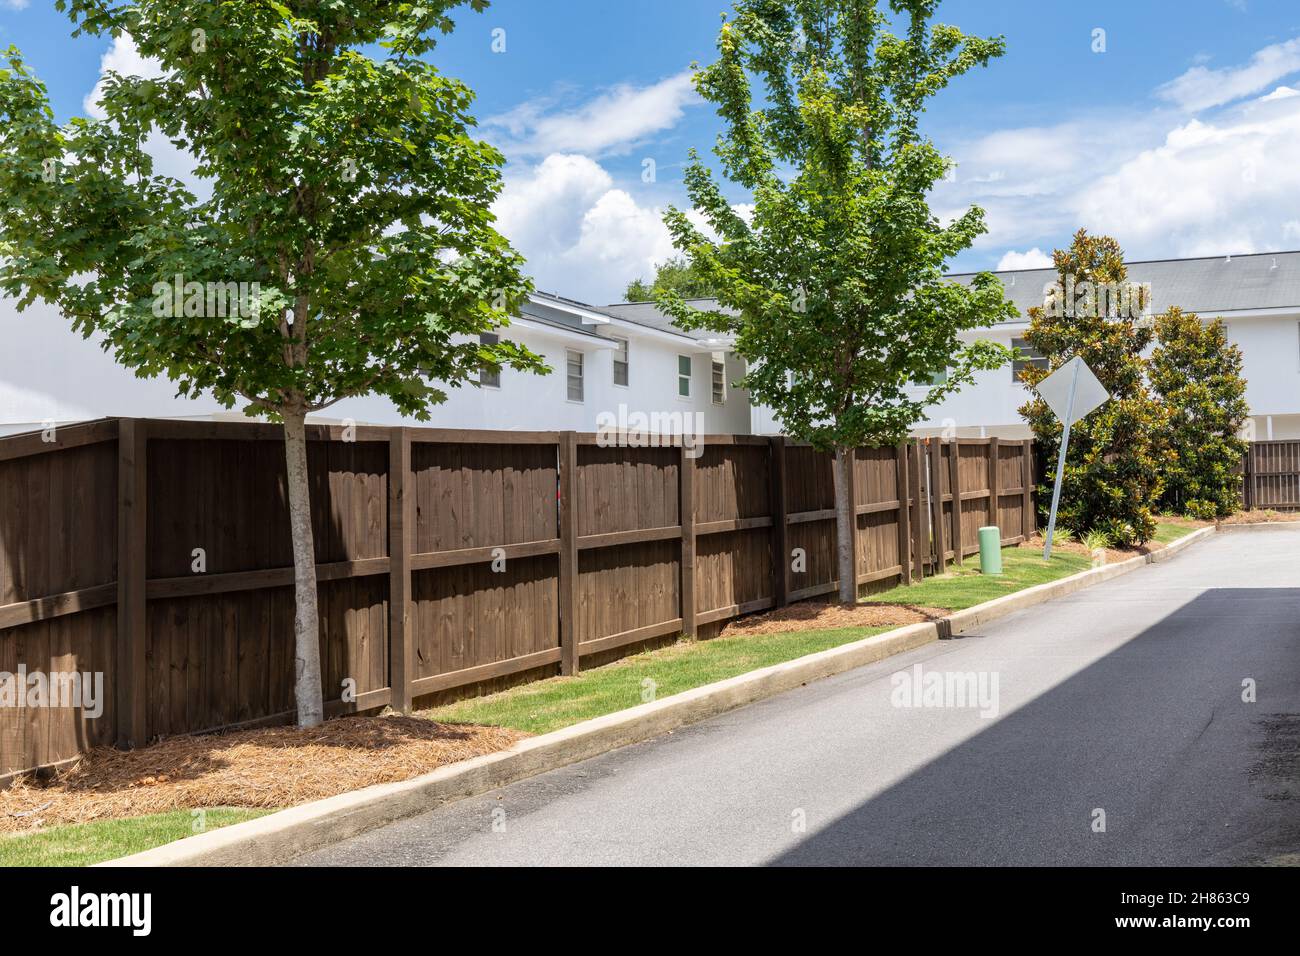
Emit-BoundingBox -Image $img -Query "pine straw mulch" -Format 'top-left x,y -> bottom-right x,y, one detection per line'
720,600 -> 949,636
1217,509 -> 1300,525
1016,523 -> 1209,566
0,715 -> 526,835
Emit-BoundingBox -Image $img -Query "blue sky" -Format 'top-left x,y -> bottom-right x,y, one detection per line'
5,0 -> 1300,303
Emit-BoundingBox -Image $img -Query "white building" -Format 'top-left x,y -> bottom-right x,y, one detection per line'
921,251 -> 1300,441
3,251 -> 1296,440
0,291 -> 752,437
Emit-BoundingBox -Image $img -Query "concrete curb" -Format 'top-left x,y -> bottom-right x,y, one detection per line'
102,525 -> 1216,867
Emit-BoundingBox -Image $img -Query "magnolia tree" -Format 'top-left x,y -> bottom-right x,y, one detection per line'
0,0 -> 545,726
1150,307 -> 1249,519
660,0 -> 1015,603
1018,232 -> 1164,545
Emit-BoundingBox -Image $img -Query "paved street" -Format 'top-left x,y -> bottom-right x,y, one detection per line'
295,526 -> 1300,867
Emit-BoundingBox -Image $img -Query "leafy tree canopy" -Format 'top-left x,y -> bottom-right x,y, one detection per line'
658,0 -> 1016,452
0,0 -> 545,423
625,255 -> 717,303
1150,307 -> 1249,519
1018,230 -> 1164,545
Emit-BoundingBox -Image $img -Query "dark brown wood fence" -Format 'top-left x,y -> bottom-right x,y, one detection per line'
1242,440 -> 1300,511
0,419 -> 1034,782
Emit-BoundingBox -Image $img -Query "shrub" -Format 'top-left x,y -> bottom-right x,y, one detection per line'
1018,231 -> 1164,543
1149,308 -> 1250,519
1082,529 -> 1112,551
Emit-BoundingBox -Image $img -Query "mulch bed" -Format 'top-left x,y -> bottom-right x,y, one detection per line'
720,600 -> 949,636
1016,523 -> 1209,566
0,715 -> 525,834
1217,510 -> 1300,525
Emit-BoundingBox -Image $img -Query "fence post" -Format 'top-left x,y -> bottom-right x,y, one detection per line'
1021,438 -> 1034,539
948,440 -> 963,564
559,431 -> 580,674
1242,443 -> 1253,510
680,442 -> 697,637
388,427 -> 413,714
769,436 -> 788,608
896,441 -> 912,585
927,439 -> 946,573
909,440 -> 926,581
988,436 -> 1001,540
116,418 -> 148,749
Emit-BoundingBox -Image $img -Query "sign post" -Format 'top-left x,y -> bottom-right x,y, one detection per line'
1036,356 -> 1110,560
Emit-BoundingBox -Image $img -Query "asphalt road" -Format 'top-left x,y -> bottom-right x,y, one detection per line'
294,526 -> 1300,867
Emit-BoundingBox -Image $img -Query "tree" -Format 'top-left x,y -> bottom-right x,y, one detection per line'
1017,231 -> 1164,545
1150,307 -> 1249,518
0,1 -> 545,726
659,0 -> 1015,603
624,255 -> 717,302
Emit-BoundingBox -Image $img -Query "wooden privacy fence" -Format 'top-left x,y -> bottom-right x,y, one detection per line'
0,419 -> 1035,781
1241,440 -> 1300,511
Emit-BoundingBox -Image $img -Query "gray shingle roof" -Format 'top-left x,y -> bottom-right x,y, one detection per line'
598,298 -> 729,343
947,250 -> 1300,320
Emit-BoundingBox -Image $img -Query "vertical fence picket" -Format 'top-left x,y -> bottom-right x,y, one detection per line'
388,427 -> 413,713
116,418 -> 148,749
558,431 -> 579,675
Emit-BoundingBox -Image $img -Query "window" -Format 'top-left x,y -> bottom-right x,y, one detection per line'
911,368 -> 948,387
566,349 -> 584,402
612,336 -> 629,387
478,332 -> 500,388
678,355 -> 692,398
1011,337 -> 1048,378
712,360 -> 726,405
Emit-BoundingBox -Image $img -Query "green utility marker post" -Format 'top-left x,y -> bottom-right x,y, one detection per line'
978,526 -> 1003,575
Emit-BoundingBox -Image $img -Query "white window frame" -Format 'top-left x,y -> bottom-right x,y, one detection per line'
677,354 -> 692,399
478,332 -> 500,389
566,349 -> 584,403
1011,337 -> 1048,379
612,336 -> 629,388
711,359 -> 726,405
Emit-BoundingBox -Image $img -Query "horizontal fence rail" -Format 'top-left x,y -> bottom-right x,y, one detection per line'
0,418 -> 1034,782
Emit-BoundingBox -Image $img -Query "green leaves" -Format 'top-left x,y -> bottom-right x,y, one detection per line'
1018,231 -> 1165,542
662,0 -> 1012,453
1150,307 -> 1249,519
0,0 -> 542,421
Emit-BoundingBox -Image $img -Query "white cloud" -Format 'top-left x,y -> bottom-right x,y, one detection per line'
939,41 -> 1300,268
1072,95 -> 1300,255
996,248 -> 1053,270
1,0 -> 32,11
486,71 -> 699,159
494,154 -> 676,302
1260,85 -> 1299,102
84,34 -> 164,121
1157,37 -> 1300,112
82,34 -> 205,194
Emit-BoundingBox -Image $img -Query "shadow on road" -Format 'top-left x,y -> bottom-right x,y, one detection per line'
769,588 -> 1300,866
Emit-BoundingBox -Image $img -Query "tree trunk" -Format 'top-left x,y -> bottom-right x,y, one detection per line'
283,409 -> 324,727
833,446 -> 856,605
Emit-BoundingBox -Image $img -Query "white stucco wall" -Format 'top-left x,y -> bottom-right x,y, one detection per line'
910,312 -> 1300,440
0,296 -> 753,437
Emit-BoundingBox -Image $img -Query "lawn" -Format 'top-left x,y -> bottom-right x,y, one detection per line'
0,807 -> 267,868
421,624 -> 890,735
865,545 -> 1094,610
866,518 -> 1202,611
423,520 -> 1207,734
